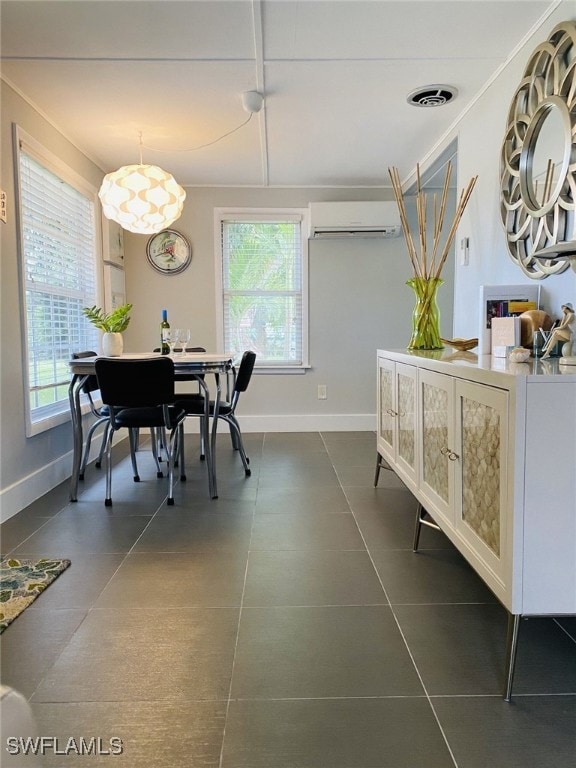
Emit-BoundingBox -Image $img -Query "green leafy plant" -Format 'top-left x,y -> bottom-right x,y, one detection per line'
82,303 -> 132,333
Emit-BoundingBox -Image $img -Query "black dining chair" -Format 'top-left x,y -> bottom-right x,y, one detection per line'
150,346 -> 207,464
153,345 -> 207,398
95,357 -> 186,506
175,350 -> 256,476
71,351 -> 109,480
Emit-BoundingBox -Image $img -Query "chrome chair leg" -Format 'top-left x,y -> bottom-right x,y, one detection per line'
226,414 -> 252,477
224,414 -> 251,475
229,422 -> 240,450
96,424 -> 108,468
150,428 -> 164,478
79,418 -> 108,480
104,427 -> 114,506
68,374 -> 87,501
127,429 -> 141,481
166,424 -> 181,505
199,417 -> 206,460
179,424 -> 186,481
154,427 -> 166,462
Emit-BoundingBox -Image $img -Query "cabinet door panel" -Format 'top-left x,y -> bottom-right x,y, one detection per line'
461,396 -> 502,555
454,380 -> 508,580
396,364 -> 417,481
377,357 -> 417,489
377,357 -> 395,460
418,369 -> 453,524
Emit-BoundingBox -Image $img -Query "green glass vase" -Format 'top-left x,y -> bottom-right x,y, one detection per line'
406,277 -> 444,350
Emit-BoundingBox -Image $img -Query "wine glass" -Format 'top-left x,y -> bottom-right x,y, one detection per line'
177,328 -> 191,355
166,329 -> 179,356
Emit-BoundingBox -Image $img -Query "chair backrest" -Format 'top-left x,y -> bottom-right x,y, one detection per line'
72,350 -> 99,394
95,357 -> 175,408
234,351 -> 256,394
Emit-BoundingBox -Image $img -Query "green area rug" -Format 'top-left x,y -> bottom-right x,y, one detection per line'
0,557 -> 71,633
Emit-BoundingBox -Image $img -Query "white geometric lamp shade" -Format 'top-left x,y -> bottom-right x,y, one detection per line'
98,164 -> 186,235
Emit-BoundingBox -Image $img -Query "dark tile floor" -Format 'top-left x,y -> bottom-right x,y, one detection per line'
1,431 -> 575,767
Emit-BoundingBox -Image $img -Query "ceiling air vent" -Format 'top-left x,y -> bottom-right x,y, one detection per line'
407,85 -> 458,108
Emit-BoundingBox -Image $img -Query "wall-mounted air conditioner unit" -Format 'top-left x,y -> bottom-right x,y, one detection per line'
308,201 -> 401,239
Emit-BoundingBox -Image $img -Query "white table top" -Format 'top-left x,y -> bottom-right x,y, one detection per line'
69,352 -> 235,374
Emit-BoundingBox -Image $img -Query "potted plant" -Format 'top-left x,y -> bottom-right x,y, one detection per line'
82,303 -> 132,357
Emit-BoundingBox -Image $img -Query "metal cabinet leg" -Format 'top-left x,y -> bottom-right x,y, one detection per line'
374,453 -> 381,486
413,503 -> 424,551
374,452 -> 393,486
504,613 -> 521,702
412,504 -> 441,552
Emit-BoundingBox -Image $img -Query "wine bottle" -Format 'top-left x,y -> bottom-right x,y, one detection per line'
160,309 -> 170,355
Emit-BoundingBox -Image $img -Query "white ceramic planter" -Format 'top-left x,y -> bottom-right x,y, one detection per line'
101,332 -> 123,357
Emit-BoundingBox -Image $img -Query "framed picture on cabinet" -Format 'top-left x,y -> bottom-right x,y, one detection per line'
102,216 -> 124,267
479,284 -> 540,356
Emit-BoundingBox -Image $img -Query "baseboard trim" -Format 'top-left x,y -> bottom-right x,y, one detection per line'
1,414 -> 377,521
0,430 -> 124,523
182,413 -> 377,433
1,454 -> 71,523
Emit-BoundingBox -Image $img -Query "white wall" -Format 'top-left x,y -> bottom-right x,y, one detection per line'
2,0 -> 575,518
0,81 -> 105,520
122,186 -> 454,432
451,1 -> 576,337
0,84 -> 455,520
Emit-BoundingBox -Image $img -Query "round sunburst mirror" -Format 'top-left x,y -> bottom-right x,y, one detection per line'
500,21 -> 576,279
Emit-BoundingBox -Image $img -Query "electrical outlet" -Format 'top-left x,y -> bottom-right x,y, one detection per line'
0,190 -> 6,223
317,384 -> 327,400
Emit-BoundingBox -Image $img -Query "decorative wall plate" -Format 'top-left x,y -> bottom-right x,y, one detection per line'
500,21 -> 576,279
146,229 -> 191,274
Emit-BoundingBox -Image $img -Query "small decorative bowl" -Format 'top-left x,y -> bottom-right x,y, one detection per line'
441,337 -> 479,352
508,347 -> 531,363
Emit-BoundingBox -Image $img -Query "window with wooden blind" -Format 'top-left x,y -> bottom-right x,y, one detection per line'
216,210 -> 309,371
15,128 -> 100,435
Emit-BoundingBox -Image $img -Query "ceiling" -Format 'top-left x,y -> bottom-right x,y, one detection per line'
0,0 -> 557,188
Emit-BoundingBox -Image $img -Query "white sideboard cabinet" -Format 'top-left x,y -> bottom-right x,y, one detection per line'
376,349 -> 576,698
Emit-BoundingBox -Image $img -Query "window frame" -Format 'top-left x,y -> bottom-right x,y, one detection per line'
214,208 -> 310,374
14,125 -> 102,436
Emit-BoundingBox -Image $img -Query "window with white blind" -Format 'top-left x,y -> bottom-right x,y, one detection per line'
216,210 -> 309,371
16,128 -> 100,435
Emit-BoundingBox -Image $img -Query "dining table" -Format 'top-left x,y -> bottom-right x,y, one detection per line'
67,351 -> 235,502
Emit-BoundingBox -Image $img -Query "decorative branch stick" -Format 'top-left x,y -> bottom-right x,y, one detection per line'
389,163 -> 477,284
433,176 -> 478,279
389,166 -> 422,278
430,161 -> 452,276
416,164 -> 427,278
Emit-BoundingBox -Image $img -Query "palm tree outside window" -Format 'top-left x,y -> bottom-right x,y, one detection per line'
216,210 -> 309,371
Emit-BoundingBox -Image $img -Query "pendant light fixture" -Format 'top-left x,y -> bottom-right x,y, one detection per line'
98,134 -> 186,235
99,92 -> 264,234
